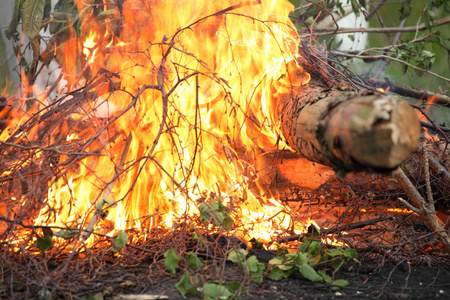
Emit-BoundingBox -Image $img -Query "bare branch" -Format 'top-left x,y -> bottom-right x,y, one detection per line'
302,16 -> 450,36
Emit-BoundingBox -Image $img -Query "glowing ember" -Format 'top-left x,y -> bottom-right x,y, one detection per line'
3,0 -> 314,247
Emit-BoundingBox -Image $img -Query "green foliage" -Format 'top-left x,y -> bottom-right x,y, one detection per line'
111,231 -> 128,252
5,0 -> 25,40
0,32 -> 14,94
175,271 -> 199,296
203,283 -> 232,300
36,227 -> 54,252
226,232 -> 357,289
391,43 -> 436,76
331,279 -> 350,290
267,230 -> 359,286
349,0 -> 360,17
3,0 -> 82,93
52,229 -> 77,240
22,0 -> 46,39
399,1 -> 412,20
199,195 -> 234,231
228,249 -> 265,284
50,0 -> 81,37
365,0 -> 449,92
96,199 -> 113,211
36,235 -> 53,252
165,249 -> 245,298
186,251 -> 204,270
228,249 -> 248,267
97,199 -> 113,220
299,263 -> 323,282
202,282 -> 244,300
164,249 -> 180,275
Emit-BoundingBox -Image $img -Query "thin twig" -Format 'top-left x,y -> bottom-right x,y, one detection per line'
332,53 -> 450,84
277,217 -> 395,244
80,134 -> 132,242
374,17 -> 407,78
371,78 -> 450,106
304,16 -> 450,35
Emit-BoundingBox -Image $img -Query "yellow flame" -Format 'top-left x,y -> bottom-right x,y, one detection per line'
5,0 -> 314,246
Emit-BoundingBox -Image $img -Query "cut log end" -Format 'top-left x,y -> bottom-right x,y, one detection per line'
325,95 -> 421,170
287,92 -> 421,172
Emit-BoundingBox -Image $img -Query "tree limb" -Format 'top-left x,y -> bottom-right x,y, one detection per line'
303,16 -> 450,36
371,78 -> 450,106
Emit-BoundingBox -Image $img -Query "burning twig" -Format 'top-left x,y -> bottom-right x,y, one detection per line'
371,78 -> 450,107
80,134 -> 132,242
396,146 -> 450,254
277,216 -> 395,244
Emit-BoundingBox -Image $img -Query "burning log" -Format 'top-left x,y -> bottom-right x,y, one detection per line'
276,76 -> 421,174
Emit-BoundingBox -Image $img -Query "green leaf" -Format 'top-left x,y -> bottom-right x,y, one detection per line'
269,267 -> 286,281
268,256 -> 283,265
249,258 -> 265,284
332,279 -> 350,290
299,264 -> 322,282
22,0 -> 46,39
227,281 -> 244,293
343,248 -> 358,259
246,255 -> 260,273
350,0 -> 360,17
5,0 -> 25,40
399,1 -> 411,20
222,214 -> 234,231
326,248 -> 344,257
164,249 -> 180,274
308,240 -> 321,255
175,271 -> 198,296
43,0 -> 52,20
52,229 -> 77,240
228,249 -> 248,267
186,252 -> 204,270
308,255 -> 321,266
96,199 -> 113,211
318,270 -> 331,283
305,16 -> 314,25
36,235 -> 53,252
293,252 -> 309,265
203,283 -> 233,300
49,0 -> 81,37
199,199 -> 234,230
111,231 -> 128,252
336,1 -> 345,15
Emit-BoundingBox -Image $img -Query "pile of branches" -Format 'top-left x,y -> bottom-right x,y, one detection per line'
1,1 -> 449,298
1,40 -> 449,299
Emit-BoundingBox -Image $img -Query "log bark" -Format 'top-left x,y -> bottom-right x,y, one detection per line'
276,77 -> 421,173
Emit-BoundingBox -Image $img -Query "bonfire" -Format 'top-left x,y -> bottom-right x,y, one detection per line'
0,0 -> 449,298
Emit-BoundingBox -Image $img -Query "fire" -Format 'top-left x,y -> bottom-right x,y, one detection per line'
416,95 -> 441,142
3,0 -> 313,247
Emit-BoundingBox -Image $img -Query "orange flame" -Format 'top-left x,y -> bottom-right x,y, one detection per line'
5,0 -> 313,246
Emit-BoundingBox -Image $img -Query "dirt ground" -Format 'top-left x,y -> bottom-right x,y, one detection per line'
138,255 -> 450,300
23,250 -> 443,300
1,237 -> 449,300
110,262 -> 448,300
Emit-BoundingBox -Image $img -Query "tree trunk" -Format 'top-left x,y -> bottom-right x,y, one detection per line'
276,77 -> 421,174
